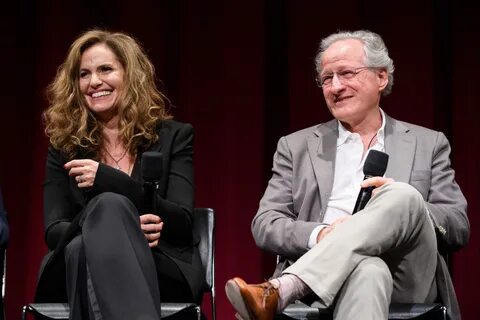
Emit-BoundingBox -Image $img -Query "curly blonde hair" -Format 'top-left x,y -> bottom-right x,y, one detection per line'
44,29 -> 172,160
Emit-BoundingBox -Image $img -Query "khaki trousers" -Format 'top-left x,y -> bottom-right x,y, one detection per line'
285,182 -> 437,320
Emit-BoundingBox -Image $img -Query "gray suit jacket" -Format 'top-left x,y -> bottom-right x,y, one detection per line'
252,114 -> 469,319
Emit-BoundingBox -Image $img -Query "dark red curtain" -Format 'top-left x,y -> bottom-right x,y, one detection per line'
1,1 -> 478,319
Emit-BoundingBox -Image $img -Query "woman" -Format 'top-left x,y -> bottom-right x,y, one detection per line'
35,29 -> 203,320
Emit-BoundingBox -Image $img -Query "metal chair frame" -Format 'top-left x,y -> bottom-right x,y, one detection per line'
277,300 -> 447,320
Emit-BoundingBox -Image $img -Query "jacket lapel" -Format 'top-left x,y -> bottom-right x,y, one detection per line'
305,114 -> 415,219
131,126 -> 164,181
384,115 -> 416,182
307,120 -> 337,219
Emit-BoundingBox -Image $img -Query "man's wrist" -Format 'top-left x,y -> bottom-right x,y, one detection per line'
308,224 -> 328,249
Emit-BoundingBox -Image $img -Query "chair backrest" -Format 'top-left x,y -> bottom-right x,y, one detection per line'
192,208 -> 215,294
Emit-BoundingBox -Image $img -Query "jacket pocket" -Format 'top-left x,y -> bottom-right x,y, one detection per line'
409,170 -> 431,199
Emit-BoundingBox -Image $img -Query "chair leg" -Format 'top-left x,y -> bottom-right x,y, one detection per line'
441,306 -> 447,320
21,305 -> 27,320
211,295 -> 216,320
194,306 -> 201,320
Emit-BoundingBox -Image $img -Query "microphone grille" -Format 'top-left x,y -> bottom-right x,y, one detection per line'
141,152 -> 163,182
363,150 -> 389,177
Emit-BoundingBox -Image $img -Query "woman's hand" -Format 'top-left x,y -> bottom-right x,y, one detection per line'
140,214 -> 164,247
64,159 -> 99,188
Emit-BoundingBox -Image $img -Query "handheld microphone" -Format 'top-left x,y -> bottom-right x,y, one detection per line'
141,152 -> 163,213
352,150 -> 389,214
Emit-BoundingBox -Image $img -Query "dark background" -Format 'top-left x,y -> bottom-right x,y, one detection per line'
1,0 -> 479,319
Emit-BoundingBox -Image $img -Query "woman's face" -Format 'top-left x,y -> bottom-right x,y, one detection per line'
79,43 -> 125,121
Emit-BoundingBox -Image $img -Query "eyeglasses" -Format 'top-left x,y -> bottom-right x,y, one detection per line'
317,67 -> 371,87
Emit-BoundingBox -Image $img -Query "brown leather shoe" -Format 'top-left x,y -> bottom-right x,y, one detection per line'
225,277 -> 279,320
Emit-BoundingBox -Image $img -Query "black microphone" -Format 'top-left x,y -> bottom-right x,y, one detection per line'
141,152 -> 163,213
352,150 -> 389,214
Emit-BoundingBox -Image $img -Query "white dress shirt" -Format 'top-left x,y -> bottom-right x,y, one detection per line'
307,109 -> 386,248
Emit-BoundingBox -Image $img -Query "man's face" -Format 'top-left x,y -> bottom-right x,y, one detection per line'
319,39 -> 387,126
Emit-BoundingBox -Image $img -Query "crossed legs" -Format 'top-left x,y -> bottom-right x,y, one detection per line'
226,182 -> 438,320
286,182 -> 437,308
65,193 -> 162,320
331,257 -> 392,319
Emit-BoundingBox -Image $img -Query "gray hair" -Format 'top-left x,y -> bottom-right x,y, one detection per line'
315,30 -> 395,96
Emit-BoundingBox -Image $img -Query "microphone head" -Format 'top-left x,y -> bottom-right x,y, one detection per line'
141,152 -> 163,182
363,150 -> 389,177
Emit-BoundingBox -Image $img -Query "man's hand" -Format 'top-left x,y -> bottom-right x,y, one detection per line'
64,159 -> 99,188
316,215 -> 351,243
315,177 -> 395,244
361,176 -> 395,197
140,214 -> 163,247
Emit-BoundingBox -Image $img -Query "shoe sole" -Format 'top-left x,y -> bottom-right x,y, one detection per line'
225,279 -> 254,320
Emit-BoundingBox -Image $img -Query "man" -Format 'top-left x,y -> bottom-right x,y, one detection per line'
225,30 -> 469,320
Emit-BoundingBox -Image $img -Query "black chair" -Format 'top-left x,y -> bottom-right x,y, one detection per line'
22,208 -> 216,320
276,301 -> 446,320
274,251 -> 446,320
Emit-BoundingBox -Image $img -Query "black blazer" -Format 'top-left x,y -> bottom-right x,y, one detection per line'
35,120 -> 204,303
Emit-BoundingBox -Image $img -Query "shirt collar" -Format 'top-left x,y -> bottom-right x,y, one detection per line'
337,121 -> 355,146
336,108 -> 386,148
376,108 -> 386,149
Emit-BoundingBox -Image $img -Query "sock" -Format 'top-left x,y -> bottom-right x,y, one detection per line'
269,273 -> 312,312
